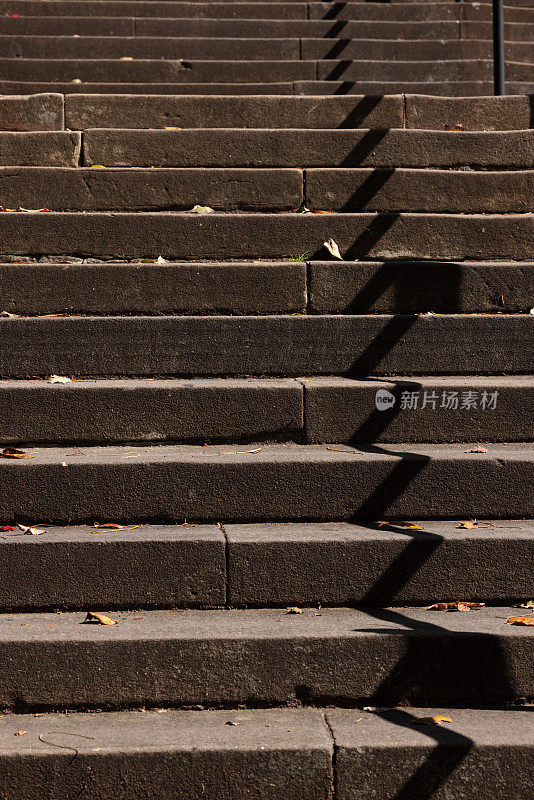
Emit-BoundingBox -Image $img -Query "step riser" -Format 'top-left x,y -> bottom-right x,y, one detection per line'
81,129 -> 534,169
1,523 -> 531,612
0,446 -> 531,521
0,608 -> 530,708
303,38 -> 534,61
1,379 -> 532,445
0,316 -> 531,377
1,168 -> 532,213
63,94 -> 534,131
0,81 -> 298,95
317,60 -> 534,81
296,80 -> 534,96
0,213 -> 531,260
0,92 -> 64,132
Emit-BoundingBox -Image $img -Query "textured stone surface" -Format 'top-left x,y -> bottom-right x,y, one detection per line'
0,2 -> 308,19
0,81 -> 296,95
405,94 -> 534,131
0,168 -> 303,211
0,132 -> 80,166
308,261 -> 534,313
0,709 -> 333,800
66,94 -> 404,130
0,607 -> 530,708
303,376 -> 534,442
83,128 -> 534,168
302,38 -> 534,61
0,16 -> 135,35
0,92 -> 63,131
0,378 -> 304,444
0,443 -> 531,521
226,521 -> 534,606
295,80 -> 533,96
328,708 -> 534,800
0,525 -> 225,611
0,261 -> 306,315
0,314 -> 531,377
0,212 -> 532,260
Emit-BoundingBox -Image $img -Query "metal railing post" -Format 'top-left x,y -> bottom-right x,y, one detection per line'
492,0 -> 506,95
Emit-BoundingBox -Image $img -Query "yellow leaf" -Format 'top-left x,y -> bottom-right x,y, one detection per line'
286,607 -> 303,614
415,716 -> 452,725
84,612 -> 117,625
14,730 -> 27,736
506,616 -> 534,626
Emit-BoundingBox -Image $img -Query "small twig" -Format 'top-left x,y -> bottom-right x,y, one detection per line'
39,731 -> 95,763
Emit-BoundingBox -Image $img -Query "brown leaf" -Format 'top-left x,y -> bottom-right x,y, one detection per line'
286,607 -> 303,614
92,522 -> 140,530
415,716 -> 452,725
428,602 -> 485,612
465,447 -> 488,453
17,524 -> 46,535
83,612 -> 117,625
513,600 -> 534,609
506,616 -> 534,626
0,447 -> 35,459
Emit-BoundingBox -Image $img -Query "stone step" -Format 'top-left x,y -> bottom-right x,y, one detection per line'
296,80 -> 534,95
302,37 -> 534,61
0,92 -> 63,131
0,81 -> 297,94
2,167 -> 532,213
0,167 -> 304,211
82,128 -> 534,168
0,211 -> 531,260
2,376 -> 532,445
308,260 -> 534,313
0,707 -> 531,800
0,315 -> 531,377
0,16 -> 136,36
0,35 -> 302,60
0,58 -> 317,82
0,521 -> 531,611
0,133 -> 81,166
3,35 -> 533,62
0,260 -> 307,315
63,94 -> 534,130
0,606 -> 530,707
0,378 -> 304,445
0,443 -> 531,521
316,59 -> 534,81
0,260 -> 530,316
303,376 -> 534,443
463,19 -> 534,39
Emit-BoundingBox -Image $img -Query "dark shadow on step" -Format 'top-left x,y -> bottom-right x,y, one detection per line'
320,39 -> 353,60
324,20 -> 349,38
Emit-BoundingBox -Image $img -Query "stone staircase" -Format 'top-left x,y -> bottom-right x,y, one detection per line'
0,1 -> 533,799
0,0 -> 533,94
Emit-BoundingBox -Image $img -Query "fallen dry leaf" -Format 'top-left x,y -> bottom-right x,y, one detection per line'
428,602 -> 485,612
93,522 -> 140,531
226,721 -> 241,726
18,524 -> 46,535
0,310 -> 19,317
415,716 -> 452,725
119,56 -> 133,60
196,448 -> 262,456
514,600 -> 534,609
0,447 -> 35,459
14,731 -> 27,736
190,205 -> 214,214
83,612 -> 117,625
286,607 -> 303,614
323,238 -> 343,260
326,447 -> 354,453
506,616 -> 534,626
0,526 -> 15,531
91,165 -> 106,169
48,375 -> 72,384
377,521 -> 423,530
465,447 -> 488,454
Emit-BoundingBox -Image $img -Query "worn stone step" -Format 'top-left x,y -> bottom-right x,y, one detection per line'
0,443 -> 532,521
0,133 -> 81,166
0,81 -> 295,95
227,520 -> 534,606
296,80 -> 534,96
1,520 -> 531,611
316,59 -> 534,81
328,708 -> 534,800
305,168 -> 534,213
0,260 -> 306,315
0,35 -> 302,60
1,708 -> 532,800
0,167 -> 303,211
0,92 -> 63,131
64,94 -> 533,130
0,211 -> 532,260
0,2 -> 309,19
303,376 -> 534,443
462,20 -> 534,40
0,606 -> 530,707
0,378 -> 304,444
0,315 -> 531,378
303,37 -> 534,61
83,128 -> 534,168
0,58 -> 317,82
0,16 -> 135,36
308,260 -> 534,313
0,524 -> 226,611
4,167 -> 532,214
311,1 -> 533,21
0,708 -> 333,800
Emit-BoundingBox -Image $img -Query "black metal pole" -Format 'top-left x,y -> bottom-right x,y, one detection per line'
493,0 -> 505,95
